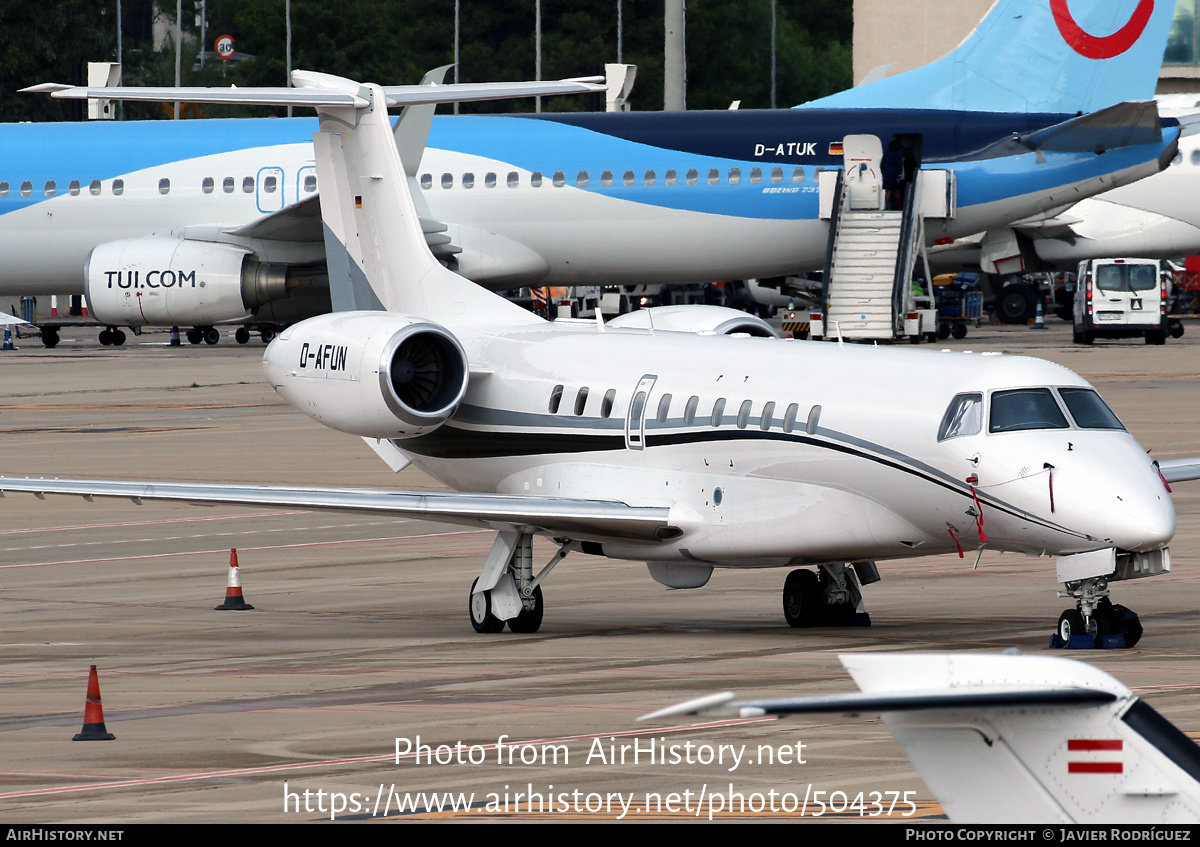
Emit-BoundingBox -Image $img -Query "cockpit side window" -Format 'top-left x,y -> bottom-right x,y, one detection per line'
989,388 -> 1069,433
1059,388 -> 1125,430
937,393 -> 983,441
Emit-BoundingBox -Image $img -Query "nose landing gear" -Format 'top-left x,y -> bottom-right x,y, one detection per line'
1053,577 -> 1143,649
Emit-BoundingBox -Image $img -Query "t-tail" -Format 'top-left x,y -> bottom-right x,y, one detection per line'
641,652 -> 1200,823
806,0 -> 1175,113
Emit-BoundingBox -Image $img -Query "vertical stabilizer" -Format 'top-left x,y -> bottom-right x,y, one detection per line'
312,83 -> 540,326
804,0 -> 1175,114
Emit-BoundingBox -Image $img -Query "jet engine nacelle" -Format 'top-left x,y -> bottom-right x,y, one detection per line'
263,312 -> 469,439
85,237 -> 289,326
606,305 -> 781,338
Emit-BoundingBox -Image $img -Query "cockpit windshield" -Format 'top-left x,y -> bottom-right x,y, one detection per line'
1059,388 -> 1125,430
989,388 -> 1069,433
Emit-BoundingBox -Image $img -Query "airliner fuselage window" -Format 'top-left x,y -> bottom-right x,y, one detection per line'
989,388 -> 1068,433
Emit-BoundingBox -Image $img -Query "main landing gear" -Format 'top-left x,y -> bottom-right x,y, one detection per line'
469,530 -> 573,634
782,562 -> 878,628
1053,577 -> 1143,649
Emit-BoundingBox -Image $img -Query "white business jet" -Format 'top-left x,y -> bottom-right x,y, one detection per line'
642,651 -> 1200,823
1,70 -> 1196,645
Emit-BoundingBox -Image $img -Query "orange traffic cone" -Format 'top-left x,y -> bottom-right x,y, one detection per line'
215,548 -> 255,610
72,665 -> 115,741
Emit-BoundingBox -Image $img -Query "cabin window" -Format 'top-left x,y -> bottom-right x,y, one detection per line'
623,170 -> 635,187
0,182 -> 8,197
462,172 -> 475,189
749,168 -> 762,184
304,174 -> 318,192
728,168 -> 741,185
599,171 -> 613,187
710,398 -> 726,427
629,391 -> 648,427
44,180 -> 56,197
1059,388 -> 1126,431
531,171 -> 543,188
242,176 -> 254,193
644,170 -> 656,186
656,393 -> 672,423
783,403 -> 800,433
158,178 -> 170,195
938,393 -> 983,440
202,177 -> 215,194
760,401 -> 775,431
574,386 -> 589,415
485,172 -> 497,188
263,175 -> 277,193
110,179 -> 123,196
548,384 -> 564,414
20,181 -> 32,197
576,171 -> 588,188
989,389 -> 1068,433
68,180 -> 81,196
552,171 -> 566,187
771,167 -> 784,184
707,168 -> 720,185
792,167 -> 805,184
736,399 -> 752,429
420,173 -> 432,190
223,177 -> 235,193
665,169 -> 677,186
683,395 -> 699,425
507,171 -> 520,188
89,180 -> 101,196
685,168 -> 699,186
441,173 -> 454,189
601,388 -> 617,418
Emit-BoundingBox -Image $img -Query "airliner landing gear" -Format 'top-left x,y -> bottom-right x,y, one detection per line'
469,531 -> 572,634
1055,577 -> 1143,648
98,327 -> 126,346
782,562 -> 876,628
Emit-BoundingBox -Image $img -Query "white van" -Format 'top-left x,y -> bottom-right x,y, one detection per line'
1073,258 -> 1169,345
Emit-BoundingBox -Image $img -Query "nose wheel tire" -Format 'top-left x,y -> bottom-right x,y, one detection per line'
469,579 -> 504,633
1057,609 -> 1090,642
507,585 -> 544,633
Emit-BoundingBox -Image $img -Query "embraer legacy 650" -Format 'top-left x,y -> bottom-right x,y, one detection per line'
4,61 -> 1199,647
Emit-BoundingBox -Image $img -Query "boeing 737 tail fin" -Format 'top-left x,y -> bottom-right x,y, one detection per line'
806,0 -> 1174,114
642,652 -> 1200,823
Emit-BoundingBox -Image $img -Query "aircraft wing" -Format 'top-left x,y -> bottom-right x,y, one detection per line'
0,477 -> 672,543
1157,458 -> 1200,483
0,313 -> 29,326
639,686 -> 1116,722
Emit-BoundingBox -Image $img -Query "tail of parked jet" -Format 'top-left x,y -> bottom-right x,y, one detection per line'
806,0 -> 1175,114
641,652 -> 1200,823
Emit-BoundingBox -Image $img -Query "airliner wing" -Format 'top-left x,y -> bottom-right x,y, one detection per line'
0,477 -> 672,543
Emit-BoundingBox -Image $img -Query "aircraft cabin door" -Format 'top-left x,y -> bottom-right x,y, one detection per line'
842,134 -> 884,211
256,166 -> 285,213
625,374 -> 658,450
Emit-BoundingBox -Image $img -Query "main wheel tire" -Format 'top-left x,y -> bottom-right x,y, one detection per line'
996,285 -> 1037,325
98,328 -> 112,346
41,329 -> 59,348
469,579 -> 504,633
1058,609 -> 1086,642
234,327 -> 250,344
260,328 -> 276,343
111,329 -> 126,346
782,569 -> 821,628
507,585 -> 544,633
203,328 -> 220,345
187,329 -> 203,345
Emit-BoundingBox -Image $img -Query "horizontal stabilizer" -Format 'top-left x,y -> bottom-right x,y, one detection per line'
0,476 -> 673,542
1019,101 -> 1163,153
22,76 -> 605,109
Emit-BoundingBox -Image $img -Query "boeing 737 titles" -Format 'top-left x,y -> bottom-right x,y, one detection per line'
3,47 -> 1199,645
7,0 -> 1185,344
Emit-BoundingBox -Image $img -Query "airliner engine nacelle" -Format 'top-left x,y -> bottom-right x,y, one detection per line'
262,312 -> 469,439
85,237 -> 289,327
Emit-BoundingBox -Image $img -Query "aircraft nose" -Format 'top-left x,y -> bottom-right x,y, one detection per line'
1102,488 -> 1175,552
